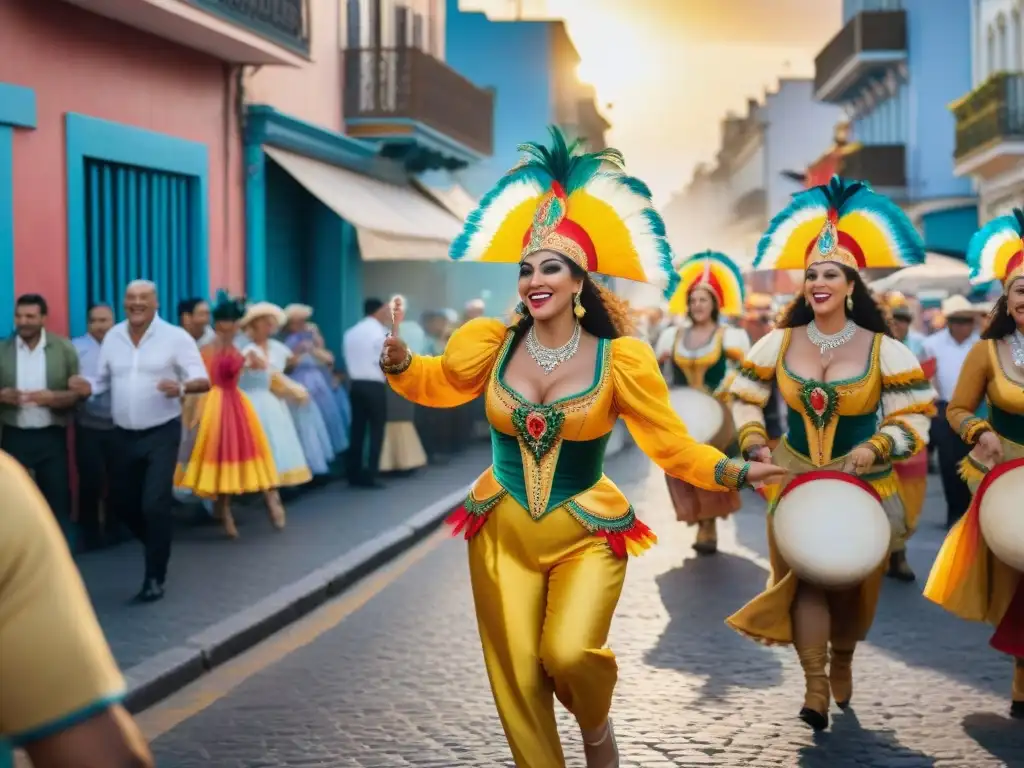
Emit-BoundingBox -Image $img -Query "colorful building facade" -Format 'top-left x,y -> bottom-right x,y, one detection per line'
812,0 -> 978,256
0,0 -> 312,337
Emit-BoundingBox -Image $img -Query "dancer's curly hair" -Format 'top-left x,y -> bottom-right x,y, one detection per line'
512,257 -> 634,340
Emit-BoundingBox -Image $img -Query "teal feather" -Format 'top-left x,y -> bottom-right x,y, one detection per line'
966,210 -> 1023,282
755,185 -> 829,269
211,289 -> 245,322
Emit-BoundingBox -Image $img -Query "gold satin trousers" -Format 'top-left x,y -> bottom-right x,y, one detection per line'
468,494 -> 626,768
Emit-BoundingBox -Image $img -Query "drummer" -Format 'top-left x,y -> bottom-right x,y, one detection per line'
660,251 -> 750,554
727,176 -> 936,731
924,210 -> 1024,718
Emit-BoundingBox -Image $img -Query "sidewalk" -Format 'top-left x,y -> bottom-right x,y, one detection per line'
76,445 -> 491,711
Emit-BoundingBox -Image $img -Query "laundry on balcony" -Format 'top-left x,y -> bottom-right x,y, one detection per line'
264,146 -> 462,262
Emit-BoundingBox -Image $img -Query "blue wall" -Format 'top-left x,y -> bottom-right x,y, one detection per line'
443,0 -> 556,315
263,159 -> 363,356
921,205 -> 978,256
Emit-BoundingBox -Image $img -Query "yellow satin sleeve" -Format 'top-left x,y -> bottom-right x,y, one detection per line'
610,336 -> 730,492
386,317 -> 508,408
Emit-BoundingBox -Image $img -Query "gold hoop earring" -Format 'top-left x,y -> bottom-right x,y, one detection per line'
574,292 -> 586,319
846,295 -> 854,312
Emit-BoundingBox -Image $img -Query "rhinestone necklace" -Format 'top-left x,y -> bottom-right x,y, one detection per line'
526,323 -> 581,375
1011,330 -> 1024,368
806,318 -> 857,355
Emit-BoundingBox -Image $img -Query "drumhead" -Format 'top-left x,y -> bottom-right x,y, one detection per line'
669,388 -> 724,445
978,458 -> 1024,572
773,470 -> 890,589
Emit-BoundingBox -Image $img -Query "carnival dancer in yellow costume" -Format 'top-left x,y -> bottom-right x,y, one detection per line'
660,251 -> 750,554
924,210 -> 1024,717
379,129 -> 784,768
727,177 -> 936,731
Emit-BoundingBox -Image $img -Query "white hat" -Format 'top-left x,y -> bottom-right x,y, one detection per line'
239,301 -> 286,328
283,303 -> 314,321
941,295 -> 985,319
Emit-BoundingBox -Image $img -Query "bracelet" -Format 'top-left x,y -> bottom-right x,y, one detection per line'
714,458 -> 749,490
742,444 -> 767,462
737,462 -> 751,488
379,345 -> 412,375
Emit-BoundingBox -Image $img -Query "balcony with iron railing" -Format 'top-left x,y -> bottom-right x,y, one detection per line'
841,143 -> 906,189
952,72 -> 1024,177
343,47 -> 494,170
814,10 -> 907,103
59,0 -> 309,64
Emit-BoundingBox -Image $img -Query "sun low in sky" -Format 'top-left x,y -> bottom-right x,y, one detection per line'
462,0 -> 842,205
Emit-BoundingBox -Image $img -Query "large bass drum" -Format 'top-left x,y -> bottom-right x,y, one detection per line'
772,470 -> 891,589
978,458 -> 1024,572
669,387 -> 735,452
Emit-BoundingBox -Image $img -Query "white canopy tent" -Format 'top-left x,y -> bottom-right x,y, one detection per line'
868,252 -> 971,295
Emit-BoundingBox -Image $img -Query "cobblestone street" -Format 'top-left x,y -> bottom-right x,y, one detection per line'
142,448 -> 1024,767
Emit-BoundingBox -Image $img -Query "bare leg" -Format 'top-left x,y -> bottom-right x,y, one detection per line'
264,489 -> 286,530
694,518 -> 718,555
217,496 -> 238,539
792,581 -> 830,730
1012,658 -> 1024,718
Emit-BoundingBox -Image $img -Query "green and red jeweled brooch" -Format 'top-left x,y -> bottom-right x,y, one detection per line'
512,403 -> 564,461
799,380 -> 839,430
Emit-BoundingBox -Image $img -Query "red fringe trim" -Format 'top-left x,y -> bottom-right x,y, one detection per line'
446,505 -> 490,540
596,517 -> 657,559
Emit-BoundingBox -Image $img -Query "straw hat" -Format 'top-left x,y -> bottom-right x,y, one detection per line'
940,295 -> 984,319
284,303 -> 314,321
239,301 -> 286,328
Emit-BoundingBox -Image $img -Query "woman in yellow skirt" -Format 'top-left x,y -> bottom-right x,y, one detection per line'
380,129 -> 783,768
658,250 -> 750,554
727,177 -> 936,731
924,210 -> 1024,717
175,292 -> 279,538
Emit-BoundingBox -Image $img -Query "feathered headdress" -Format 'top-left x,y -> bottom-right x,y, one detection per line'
967,209 -> 1024,290
211,290 -> 246,322
450,127 -> 678,298
667,250 -> 745,317
755,176 -> 925,272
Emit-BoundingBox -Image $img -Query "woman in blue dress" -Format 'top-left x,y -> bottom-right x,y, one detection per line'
237,303 -> 313,505
283,304 -> 350,454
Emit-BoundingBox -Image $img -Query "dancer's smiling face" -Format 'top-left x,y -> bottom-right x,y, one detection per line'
687,286 -> 716,325
1009,277 -> 1024,329
518,250 -> 583,322
804,261 -> 853,318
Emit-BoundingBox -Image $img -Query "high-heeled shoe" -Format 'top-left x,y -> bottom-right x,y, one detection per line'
266,491 -> 286,530
583,719 -> 619,768
217,500 -> 239,539
796,646 -> 830,731
830,645 -> 855,709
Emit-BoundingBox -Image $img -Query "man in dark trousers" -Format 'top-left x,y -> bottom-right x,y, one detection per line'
343,298 -> 391,488
71,303 -> 118,551
69,280 -> 209,602
0,294 -> 81,538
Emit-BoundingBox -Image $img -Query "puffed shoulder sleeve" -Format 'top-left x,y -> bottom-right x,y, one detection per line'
611,336 -> 746,491
729,328 -> 784,453
873,335 -> 938,460
723,326 -> 752,365
386,317 -> 508,408
0,453 -> 125,743
945,339 -> 994,445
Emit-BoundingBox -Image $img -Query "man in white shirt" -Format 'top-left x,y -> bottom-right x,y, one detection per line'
0,294 -> 81,532
343,298 -> 391,488
921,297 -> 984,527
69,280 -> 209,602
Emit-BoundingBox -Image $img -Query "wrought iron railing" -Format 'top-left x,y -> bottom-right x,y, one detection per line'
344,47 -> 494,157
814,11 -> 906,94
953,73 -> 1024,160
188,0 -> 309,55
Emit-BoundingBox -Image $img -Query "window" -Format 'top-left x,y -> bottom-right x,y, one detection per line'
0,84 -> 35,339
345,0 -> 438,54
65,113 -> 209,338
83,160 -> 199,323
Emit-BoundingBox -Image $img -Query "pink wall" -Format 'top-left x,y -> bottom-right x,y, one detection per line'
0,0 -> 244,335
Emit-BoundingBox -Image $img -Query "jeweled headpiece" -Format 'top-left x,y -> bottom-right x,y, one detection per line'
667,250 -> 745,317
450,127 -> 678,298
754,176 -> 925,272
967,208 -> 1024,291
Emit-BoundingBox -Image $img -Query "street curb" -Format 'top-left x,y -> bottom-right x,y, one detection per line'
122,484 -> 471,714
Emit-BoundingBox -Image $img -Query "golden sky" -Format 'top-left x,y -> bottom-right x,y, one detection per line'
464,0 -> 842,204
